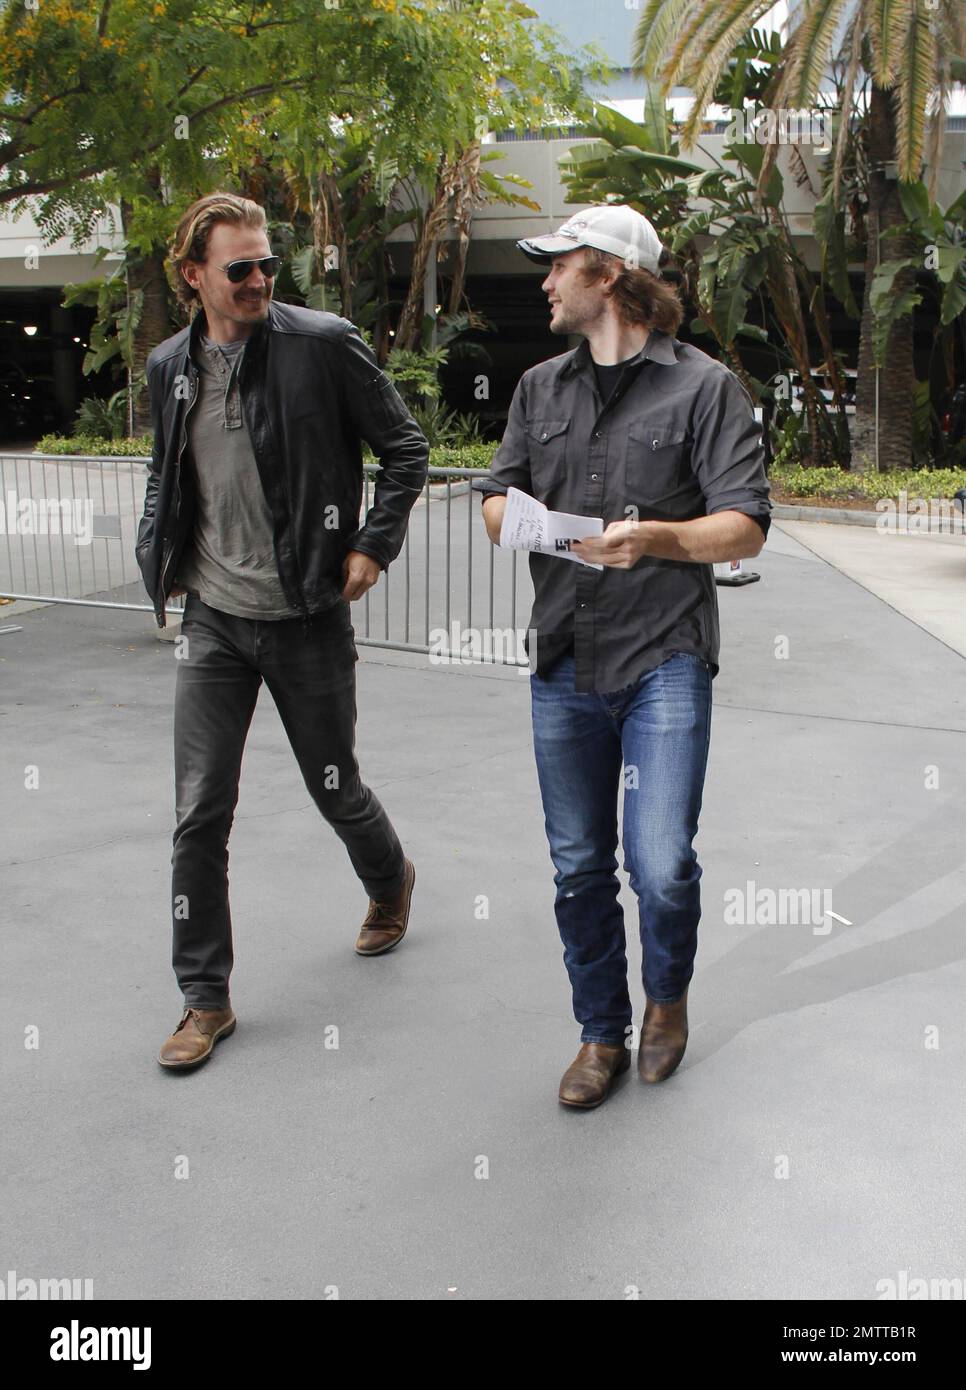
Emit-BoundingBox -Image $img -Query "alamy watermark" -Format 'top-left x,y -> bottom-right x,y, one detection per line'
724,104 -> 833,155
1,490 -> 93,544
0,1268 -> 94,1299
50,1320 -> 150,1370
428,621 -> 534,672
877,1270 -> 965,1300
724,880 -> 850,935
875,492 -> 965,537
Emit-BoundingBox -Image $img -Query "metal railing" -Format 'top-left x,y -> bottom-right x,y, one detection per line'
0,453 -> 532,668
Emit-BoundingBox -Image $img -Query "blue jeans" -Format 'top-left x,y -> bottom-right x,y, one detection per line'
530,651 -> 713,1046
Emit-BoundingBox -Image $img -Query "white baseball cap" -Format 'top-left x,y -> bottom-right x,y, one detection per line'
517,204 -> 664,272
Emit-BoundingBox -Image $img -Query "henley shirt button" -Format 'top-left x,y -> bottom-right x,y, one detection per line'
594,430 -> 602,438
591,473 -> 598,480
541,431 -> 548,440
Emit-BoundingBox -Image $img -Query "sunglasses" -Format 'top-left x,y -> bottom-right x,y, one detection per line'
217,256 -> 281,284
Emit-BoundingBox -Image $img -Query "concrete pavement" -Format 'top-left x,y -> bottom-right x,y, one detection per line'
1,518 -> 964,1300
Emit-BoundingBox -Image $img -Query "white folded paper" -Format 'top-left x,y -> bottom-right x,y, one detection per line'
499,487 -> 604,570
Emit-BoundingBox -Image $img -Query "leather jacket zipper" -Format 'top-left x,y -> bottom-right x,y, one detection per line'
158,369 -> 199,624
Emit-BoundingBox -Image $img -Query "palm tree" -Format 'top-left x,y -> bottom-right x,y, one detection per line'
632,1 -> 964,471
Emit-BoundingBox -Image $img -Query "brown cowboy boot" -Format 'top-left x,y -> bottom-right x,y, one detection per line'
638,986 -> 689,1083
558,1042 -> 631,1109
355,858 -> 415,956
158,1005 -> 236,1070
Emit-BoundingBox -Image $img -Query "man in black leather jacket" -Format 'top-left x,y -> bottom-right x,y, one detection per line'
137,192 -> 428,1071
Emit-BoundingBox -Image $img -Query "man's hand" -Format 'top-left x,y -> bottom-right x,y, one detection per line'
341,550 -> 382,601
573,511 -> 765,567
572,519 -> 652,569
481,495 -> 506,545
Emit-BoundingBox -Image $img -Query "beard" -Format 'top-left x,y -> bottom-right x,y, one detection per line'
234,291 -> 270,312
549,305 -> 578,336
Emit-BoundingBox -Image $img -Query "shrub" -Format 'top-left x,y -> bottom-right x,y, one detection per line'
35,433 -> 153,457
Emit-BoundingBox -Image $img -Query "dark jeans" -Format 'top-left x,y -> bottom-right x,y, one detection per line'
530,651 -> 713,1046
171,595 -> 406,1008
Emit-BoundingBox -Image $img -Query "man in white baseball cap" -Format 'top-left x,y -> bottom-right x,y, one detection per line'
477,200 -> 772,1110
517,203 -> 665,272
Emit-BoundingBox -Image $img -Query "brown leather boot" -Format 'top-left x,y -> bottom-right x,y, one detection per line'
558,1042 -> 631,1109
158,1006 -> 236,1070
638,986 -> 689,1083
355,858 -> 415,955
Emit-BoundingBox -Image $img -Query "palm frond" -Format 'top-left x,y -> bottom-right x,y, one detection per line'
866,0 -> 913,88
781,0 -> 855,108
631,0 -> 697,82
831,13 -> 865,204
662,5 -> 725,94
677,0 -> 777,148
894,7 -> 934,181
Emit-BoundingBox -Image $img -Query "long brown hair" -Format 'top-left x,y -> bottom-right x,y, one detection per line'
168,193 -> 268,312
579,246 -> 684,335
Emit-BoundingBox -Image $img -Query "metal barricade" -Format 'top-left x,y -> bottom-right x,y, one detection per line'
0,454 -> 532,668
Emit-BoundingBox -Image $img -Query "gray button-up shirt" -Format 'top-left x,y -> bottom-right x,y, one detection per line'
475,329 -> 772,693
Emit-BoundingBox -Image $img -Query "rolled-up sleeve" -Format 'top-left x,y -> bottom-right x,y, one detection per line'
473,371 -> 533,505
691,367 -> 772,539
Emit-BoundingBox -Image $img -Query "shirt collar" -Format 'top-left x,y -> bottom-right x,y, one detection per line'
559,327 -> 679,381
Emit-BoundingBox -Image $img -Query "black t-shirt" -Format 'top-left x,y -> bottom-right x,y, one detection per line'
593,358 -> 627,408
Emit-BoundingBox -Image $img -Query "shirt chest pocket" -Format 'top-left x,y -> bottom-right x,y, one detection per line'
526,418 -> 570,491
626,420 -> 693,503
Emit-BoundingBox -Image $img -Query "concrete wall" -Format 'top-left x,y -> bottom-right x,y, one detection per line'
0,205 -> 121,288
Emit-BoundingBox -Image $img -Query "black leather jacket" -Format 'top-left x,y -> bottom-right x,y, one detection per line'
135,300 -> 429,629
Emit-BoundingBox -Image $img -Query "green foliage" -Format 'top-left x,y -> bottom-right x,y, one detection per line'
769,408 -> 810,469
73,387 -> 135,441
894,182 -> 966,328
395,403 -> 482,448
695,223 -> 773,347
425,443 -> 494,470
4,0 -> 606,439
382,347 -> 449,406
723,141 -> 784,210
62,253 -> 143,378
812,188 -> 860,319
769,464 -> 966,500
408,400 -> 464,447
868,181 -> 966,369
447,409 -> 487,443
383,313 -> 493,440
711,27 -> 785,109
35,434 -> 154,458
869,256 -> 922,368
280,126 -> 423,329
